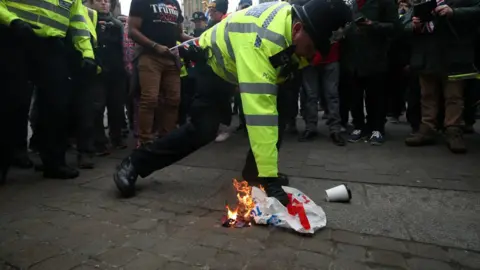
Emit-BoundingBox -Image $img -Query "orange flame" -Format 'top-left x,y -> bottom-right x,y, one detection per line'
225,179 -> 256,225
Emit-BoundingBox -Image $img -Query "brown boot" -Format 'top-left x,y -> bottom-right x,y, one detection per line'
405,124 -> 436,146
445,127 -> 467,154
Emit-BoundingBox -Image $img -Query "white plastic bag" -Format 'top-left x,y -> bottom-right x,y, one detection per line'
251,186 -> 327,234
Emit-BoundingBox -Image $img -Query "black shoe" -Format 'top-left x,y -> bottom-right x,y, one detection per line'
298,130 -> 317,142
330,132 -> 346,146
113,157 -> 138,198
277,173 -> 290,186
95,144 -> 111,156
77,154 -> 95,169
263,178 -> 289,206
43,166 -> 79,179
12,153 -> 34,169
112,139 -> 128,150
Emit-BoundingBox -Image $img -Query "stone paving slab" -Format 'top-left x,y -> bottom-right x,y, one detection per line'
1,119 -> 480,269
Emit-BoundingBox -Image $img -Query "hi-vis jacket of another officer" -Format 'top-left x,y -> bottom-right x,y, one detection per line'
199,1 -> 305,178
81,6 -> 97,47
0,0 -> 95,59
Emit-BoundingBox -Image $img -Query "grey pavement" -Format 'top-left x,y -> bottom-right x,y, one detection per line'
1,116 -> 480,270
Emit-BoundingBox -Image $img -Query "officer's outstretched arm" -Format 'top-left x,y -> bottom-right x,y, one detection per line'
69,1 -> 95,59
0,0 -> 19,25
236,45 -> 279,178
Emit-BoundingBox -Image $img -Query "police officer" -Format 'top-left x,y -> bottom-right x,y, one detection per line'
0,0 -> 96,182
67,4 -> 99,169
206,0 -> 228,28
190,11 -> 207,37
114,0 -> 352,205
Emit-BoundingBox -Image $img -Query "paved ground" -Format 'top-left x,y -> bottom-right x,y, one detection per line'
1,116 -> 480,270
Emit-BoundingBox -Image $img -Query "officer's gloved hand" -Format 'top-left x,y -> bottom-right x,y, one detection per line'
261,177 -> 290,206
10,19 -> 39,41
186,44 -> 206,63
81,58 -> 97,76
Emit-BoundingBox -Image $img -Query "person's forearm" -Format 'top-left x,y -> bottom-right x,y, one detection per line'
129,27 -> 156,48
180,33 -> 194,42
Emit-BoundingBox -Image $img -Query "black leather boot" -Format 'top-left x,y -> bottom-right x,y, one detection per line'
263,177 -> 289,206
113,157 -> 138,198
298,130 -> 317,142
245,172 -> 290,187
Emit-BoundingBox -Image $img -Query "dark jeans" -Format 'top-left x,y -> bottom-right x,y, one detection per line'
0,29 -> 72,169
339,70 -> 351,127
348,73 -> 387,133
130,64 -> 287,182
70,73 -> 96,154
93,73 -> 127,146
464,79 -> 480,126
301,63 -> 341,134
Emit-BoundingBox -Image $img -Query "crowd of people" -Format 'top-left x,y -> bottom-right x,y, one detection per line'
1,0 -> 479,190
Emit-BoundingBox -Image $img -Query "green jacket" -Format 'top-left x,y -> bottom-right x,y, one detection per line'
340,0 -> 399,77
405,0 -> 480,75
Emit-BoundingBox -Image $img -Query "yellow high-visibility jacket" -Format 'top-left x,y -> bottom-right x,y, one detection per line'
0,0 -> 95,59
199,1 -> 302,178
177,41 -> 188,78
83,6 -> 97,47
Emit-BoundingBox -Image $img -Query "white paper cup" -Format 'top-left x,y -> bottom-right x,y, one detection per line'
325,184 -> 352,202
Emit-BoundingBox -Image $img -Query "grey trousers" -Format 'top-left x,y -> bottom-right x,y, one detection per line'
302,62 -> 341,133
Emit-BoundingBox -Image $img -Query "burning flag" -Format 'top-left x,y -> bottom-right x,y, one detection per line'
222,179 -> 261,228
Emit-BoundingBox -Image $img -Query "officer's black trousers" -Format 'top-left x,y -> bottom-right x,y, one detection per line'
130,64 -> 287,181
0,29 -> 72,169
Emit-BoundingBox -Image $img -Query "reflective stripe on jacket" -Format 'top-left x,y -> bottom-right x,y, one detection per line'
85,7 -> 97,46
199,1 -> 295,178
0,0 -> 94,59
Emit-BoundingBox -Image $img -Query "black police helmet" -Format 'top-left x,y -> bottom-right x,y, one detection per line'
292,0 -> 352,57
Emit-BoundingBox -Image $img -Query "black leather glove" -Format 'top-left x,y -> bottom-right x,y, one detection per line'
186,44 -> 206,63
10,19 -> 39,41
81,58 -> 97,76
261,177 -> 290,206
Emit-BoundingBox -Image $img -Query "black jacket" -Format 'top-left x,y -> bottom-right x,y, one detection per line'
192,27 -> 206,38
404,0 -> 480,75
340,0 -> 399,77
96,13 -> 125,74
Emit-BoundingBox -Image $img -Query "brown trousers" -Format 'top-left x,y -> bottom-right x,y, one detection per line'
137,53 -> 181,142
419,74 -> 464,129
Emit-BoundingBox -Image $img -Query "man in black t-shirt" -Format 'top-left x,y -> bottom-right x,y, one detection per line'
128,0 -> 193,145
